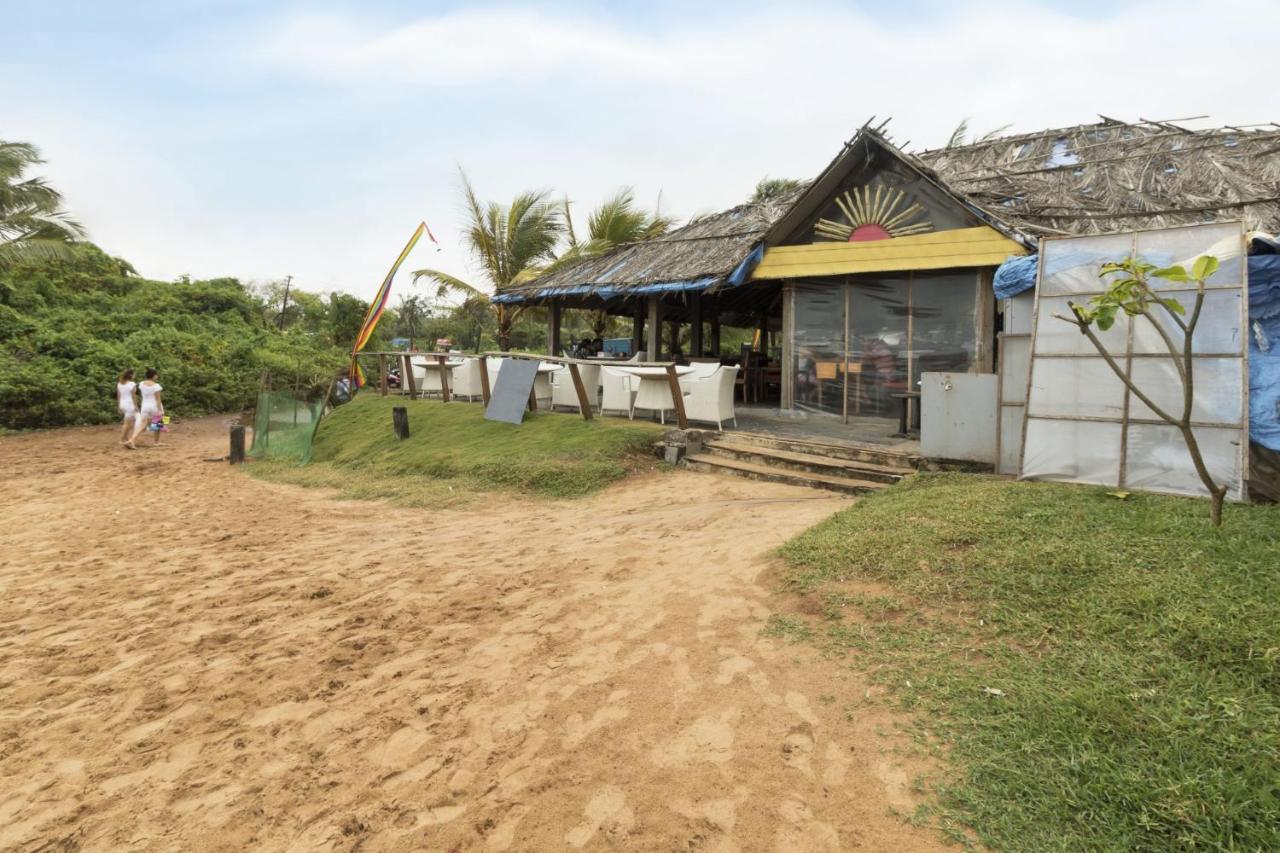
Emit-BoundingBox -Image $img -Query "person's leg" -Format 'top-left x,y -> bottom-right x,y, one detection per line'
130,410 -> 149,445
120,412 -> 133,445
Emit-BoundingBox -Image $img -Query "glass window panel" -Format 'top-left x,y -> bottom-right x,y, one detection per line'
1021,419 -> 1121,486
1026,357 -> 1126,419
792,283 -> 846,417
1130,289 -> 1244,355
848,275 -> 909,417
1127,358 -> 1243,425
999,336 -> 1030,404
1135,222 -> 1243,289
1124,424 -> 1244,501
911,273 -> 978,391
1032,295 -> 1129,355
1040,233 -> 1135,295
998,406 -> 1024,475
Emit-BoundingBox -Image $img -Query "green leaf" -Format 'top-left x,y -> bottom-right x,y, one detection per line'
1095,304 -> 1118,331
1160,298 -> 1187,315
1151,266 -> 1187,280
1191,255 -> 1220,281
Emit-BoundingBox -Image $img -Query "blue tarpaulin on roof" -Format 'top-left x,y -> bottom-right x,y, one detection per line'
993,253 -> 1280,450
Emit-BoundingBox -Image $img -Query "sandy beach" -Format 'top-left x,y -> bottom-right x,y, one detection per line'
0,416 -> 942,851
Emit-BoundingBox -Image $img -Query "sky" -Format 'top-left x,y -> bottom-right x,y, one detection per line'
7,0 -> 1279,301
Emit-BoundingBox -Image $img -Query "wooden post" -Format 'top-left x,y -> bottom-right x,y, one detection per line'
690,293 -> 703,356
646,297 -> 661,361
548,302 -> 562,356
229,425 -> 246,464
392,406 -> 409,439
401,353 -> 418,398
378,354 -> 388,396
568,362 -> 594,421
632,303 -> 645,357
527,385 -> 538,412
435,354 -> 451,403
665,364 -> 688,429
667,320 -> 680,358
710,317 -> 721,358
478,355 -> 491,405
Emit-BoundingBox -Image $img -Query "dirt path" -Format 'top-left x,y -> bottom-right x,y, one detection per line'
0,417 -> 942,852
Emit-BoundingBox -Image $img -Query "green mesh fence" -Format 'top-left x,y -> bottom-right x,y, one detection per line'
249,391 -> 327,463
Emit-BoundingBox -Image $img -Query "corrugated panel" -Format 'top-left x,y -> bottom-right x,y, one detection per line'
752,226 -> 1028,279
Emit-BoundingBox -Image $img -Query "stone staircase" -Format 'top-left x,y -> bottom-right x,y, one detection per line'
682,432 -> 920,495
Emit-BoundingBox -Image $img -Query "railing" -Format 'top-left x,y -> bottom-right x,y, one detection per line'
357,350 -> 690,428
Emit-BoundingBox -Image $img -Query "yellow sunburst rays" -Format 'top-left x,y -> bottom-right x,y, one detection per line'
813,183 -> 933,242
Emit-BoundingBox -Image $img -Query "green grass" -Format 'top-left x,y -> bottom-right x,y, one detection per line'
249,393 -> 665,503
776,473 -> 1280,851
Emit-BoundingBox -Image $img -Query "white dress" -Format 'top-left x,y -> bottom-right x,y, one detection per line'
117,381 -> 137,416
139,381 -> 163,417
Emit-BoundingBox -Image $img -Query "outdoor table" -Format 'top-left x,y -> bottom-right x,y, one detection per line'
533,362 -> 562,401
615,365 -> 695,423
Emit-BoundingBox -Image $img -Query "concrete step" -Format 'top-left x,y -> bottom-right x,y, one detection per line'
684,453 -> 889,495
722,431 -> 922,470
703,439 -> 910,484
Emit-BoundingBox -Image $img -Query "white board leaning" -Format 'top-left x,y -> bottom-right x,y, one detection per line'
1019,221 -> 1249,502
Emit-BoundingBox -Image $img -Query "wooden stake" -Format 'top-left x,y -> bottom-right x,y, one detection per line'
392,406 -> 409,440
568,363 -> 593,420
478,355 -> 491,405
435,355 -> 451,403
229,425 -> 246,464
402,353 -> 418,398
665,365 -> 688,429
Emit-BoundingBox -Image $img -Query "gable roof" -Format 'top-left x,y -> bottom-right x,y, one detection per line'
500,117 -> 1280,305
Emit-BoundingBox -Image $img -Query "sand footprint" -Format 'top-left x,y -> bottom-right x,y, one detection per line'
781,723 -> 815,775
651,709 -> 739,767
775,795 -> 841,852
821,742 -> 851,788
565,785 -> 635,848
562,690 -> 630,748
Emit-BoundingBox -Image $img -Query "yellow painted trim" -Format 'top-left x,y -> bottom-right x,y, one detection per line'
752,225 -> 1027,280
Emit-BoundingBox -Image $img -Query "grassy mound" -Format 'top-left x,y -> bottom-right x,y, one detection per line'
775,473 -> 1280,851
251,394 -> 665,502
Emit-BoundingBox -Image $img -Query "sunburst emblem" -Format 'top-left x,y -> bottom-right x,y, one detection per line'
814,183 -> 933,242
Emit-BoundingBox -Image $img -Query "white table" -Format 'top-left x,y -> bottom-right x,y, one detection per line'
533,362 -> 561,403
615,365 -> 695,423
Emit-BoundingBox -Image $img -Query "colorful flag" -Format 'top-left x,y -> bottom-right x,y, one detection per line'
350,221 -> 432,386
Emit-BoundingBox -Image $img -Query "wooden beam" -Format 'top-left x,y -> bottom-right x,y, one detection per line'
665,365 -> 688,429
690,293 -> 703,357
435,355 -> 451,403
478,355 -> 491,405
632,303 -> 644,357
402,354 -> 418,398
548,302 -> 562,356
568,363 -> 594,421
646,297 -> 661,361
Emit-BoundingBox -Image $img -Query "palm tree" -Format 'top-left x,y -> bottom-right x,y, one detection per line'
749,176 -> 804,203
946,119 -> 1013,148
0,140 -> 85,267
412,171 -> 563,351
559,188 -> 675,337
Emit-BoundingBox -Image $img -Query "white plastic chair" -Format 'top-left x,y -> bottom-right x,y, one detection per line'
681,365 -> 739,430
600,367 -> 636,417
551,363 -> 601,412
449,358 -> 485,401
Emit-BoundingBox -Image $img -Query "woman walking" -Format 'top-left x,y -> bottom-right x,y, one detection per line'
116,369 -> 139,449
130,368 -> 165,446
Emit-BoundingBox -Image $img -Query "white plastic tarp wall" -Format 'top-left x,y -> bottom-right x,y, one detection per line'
1019,222 -> 1248,501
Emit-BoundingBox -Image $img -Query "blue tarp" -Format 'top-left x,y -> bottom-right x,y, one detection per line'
993,253 -> 1280,450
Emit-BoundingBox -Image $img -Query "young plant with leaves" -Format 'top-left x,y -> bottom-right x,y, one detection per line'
1057,255 -> 1230,526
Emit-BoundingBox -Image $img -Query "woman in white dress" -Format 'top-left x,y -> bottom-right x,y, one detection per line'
130,368 -> 165,446
116,369 -> 138,449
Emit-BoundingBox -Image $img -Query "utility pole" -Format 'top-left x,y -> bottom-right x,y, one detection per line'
277,275 -> 292,330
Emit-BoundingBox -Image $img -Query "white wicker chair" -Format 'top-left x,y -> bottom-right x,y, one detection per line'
551,363 -> 601,412
449,358 -> 485,401
409,357 -> 443,397
681,365 -> 739,430
600,367 -> 636,417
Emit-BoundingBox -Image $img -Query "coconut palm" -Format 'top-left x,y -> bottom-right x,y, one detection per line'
946,118 -> 1013,148
0,140 -> 85,267
412,172 -> 563,351
749,176 -> 804,203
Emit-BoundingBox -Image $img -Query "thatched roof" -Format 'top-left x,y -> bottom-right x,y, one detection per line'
502,117 -> 1280,305
917,117 -> 1280,237
495,189 -> 804,304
